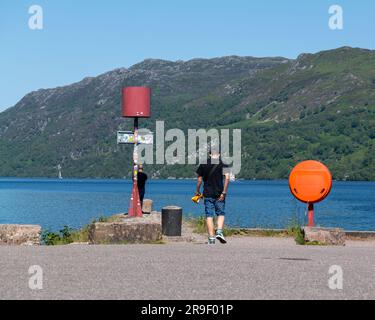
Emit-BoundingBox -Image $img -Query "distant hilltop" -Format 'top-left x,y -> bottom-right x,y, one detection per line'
0,46 -> 374,181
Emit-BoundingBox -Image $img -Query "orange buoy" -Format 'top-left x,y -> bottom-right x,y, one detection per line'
289,160 -> 332,227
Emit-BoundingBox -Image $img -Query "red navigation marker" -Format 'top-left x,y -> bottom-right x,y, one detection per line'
289,160 -> 332,227
122,87 -> 151,118
121,87 -> 151,218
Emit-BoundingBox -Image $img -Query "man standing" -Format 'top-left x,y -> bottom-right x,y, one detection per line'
195,150 -> 230,245
137,165 -> 148,208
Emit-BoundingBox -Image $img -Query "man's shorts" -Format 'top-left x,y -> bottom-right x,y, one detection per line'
204,197 -> 226,218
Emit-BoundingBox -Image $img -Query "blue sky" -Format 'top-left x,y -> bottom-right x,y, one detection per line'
0,0 -> 374,111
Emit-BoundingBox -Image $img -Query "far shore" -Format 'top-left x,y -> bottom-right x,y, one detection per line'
0,177 -> 374,182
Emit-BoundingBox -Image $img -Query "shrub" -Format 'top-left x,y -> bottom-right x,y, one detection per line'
41,226 -> 74,245
286,224 -> 306,245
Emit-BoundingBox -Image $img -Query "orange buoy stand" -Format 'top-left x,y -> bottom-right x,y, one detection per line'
289,160 -> 332,227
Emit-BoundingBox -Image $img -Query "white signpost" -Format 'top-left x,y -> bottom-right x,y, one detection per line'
117,131 -> 154,145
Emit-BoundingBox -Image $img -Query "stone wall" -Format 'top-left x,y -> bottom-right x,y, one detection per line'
88,214 -> 162,244
0,225 -> 41,246
303,227 -> 346,246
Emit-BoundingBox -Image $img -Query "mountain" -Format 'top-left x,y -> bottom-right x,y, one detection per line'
0,47 -> 374,180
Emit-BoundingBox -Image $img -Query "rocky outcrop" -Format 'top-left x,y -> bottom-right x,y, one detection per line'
303,227 -> 346,246
0,225 -> 41,246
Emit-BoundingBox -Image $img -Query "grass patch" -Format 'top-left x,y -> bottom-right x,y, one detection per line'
285,223 -> 306,245
70,225 -> 90,243
187,216 -> 207,234
186,216 -> 237,235
186,216 -> 289,238
186,216 -> 330,245
305,241 -> 327,246
42,225 -> 91,246
285,224 -> 326,245
41,226 -> 75,246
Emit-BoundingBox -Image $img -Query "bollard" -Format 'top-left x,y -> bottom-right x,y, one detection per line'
162,206 -> 182,236
142,199 -> 153,214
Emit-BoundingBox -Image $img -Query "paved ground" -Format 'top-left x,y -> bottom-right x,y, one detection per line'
1,237 -> 375,300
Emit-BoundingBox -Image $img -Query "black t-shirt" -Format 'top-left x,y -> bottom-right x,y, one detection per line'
137,172 -> 148,190
196,161 -> 227,198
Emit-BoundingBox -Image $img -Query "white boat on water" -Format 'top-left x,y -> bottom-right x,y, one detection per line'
57,164 -> 63,180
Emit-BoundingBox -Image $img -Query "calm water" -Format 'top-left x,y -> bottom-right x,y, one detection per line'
0,178 -> 374,231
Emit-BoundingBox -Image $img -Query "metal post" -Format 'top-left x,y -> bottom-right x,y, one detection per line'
307,203 -> 314,227
128,117 -> 143,217
133,117 -> 139,181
